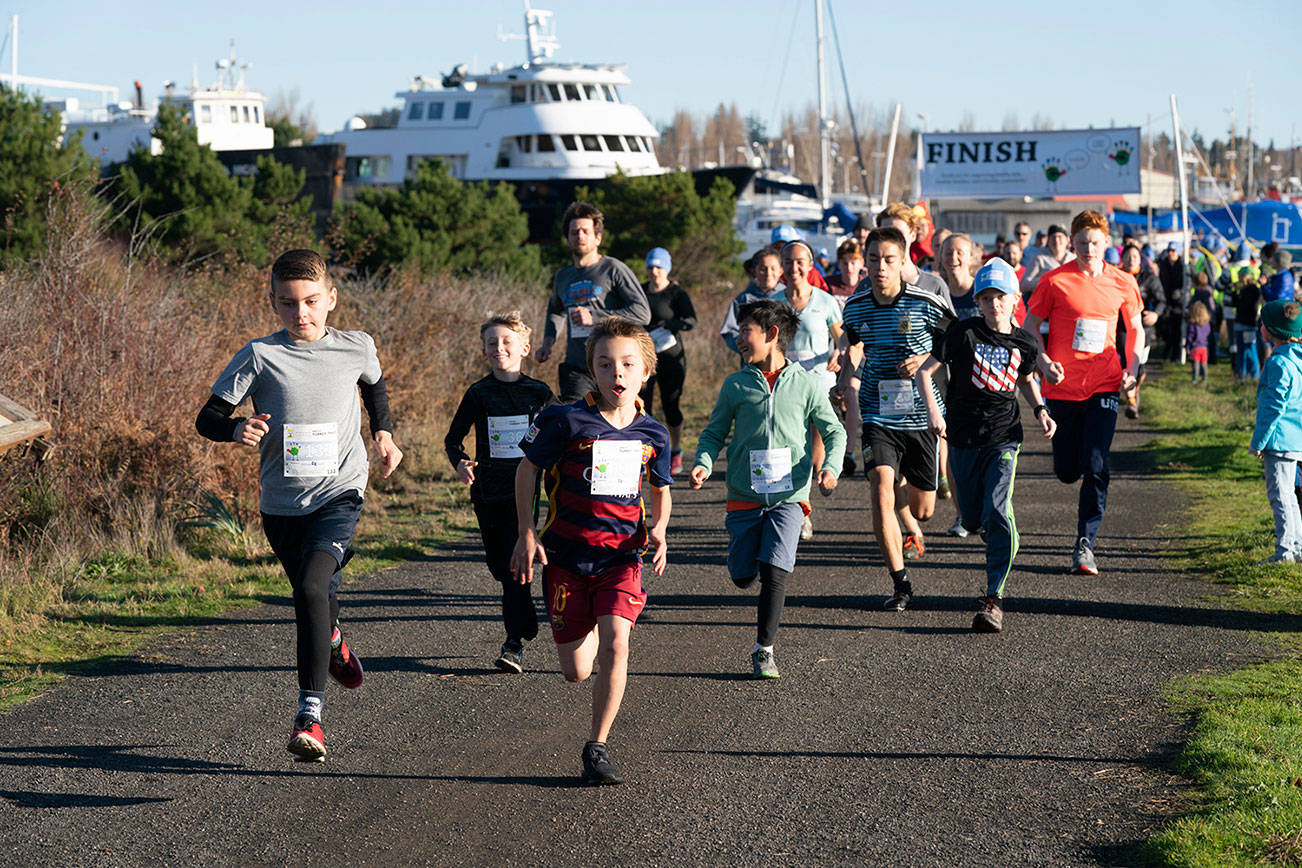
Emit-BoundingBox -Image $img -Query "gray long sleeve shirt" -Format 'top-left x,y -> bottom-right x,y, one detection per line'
545,256 -> 651,367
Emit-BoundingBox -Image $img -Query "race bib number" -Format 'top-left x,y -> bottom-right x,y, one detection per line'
589,439 -> 643,497
1072,317 -> 1108,354
878,379 -> 914,416
283,423 -> 339,478
569,318 -> 592,339
487,415 -> 529,459
749,447 -> 793,495
649,326 -> 677,352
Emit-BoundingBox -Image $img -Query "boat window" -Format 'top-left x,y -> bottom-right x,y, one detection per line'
603,135 -> 625,152
243,105 -> 251,123
253,106 -> 260,124
510,85 -> 527,104
200,104 -> 212,123
560,135 -> 578,151
344,155 -> 391,181
428,102 -> 444,120
580,134 -> 601,152
453,101 -> 471,120
608,87 -> 621,103
537,134 -> 556,152
515,135 -> 533,153
642,137 -> 653,151
547,84 -> 562,102
531,84 -> 545,102
408,102 -> 424,121
230,105 -> 239,123
564,84 -> 581,101
584,84 -> 599,101
627,135 -> 642,153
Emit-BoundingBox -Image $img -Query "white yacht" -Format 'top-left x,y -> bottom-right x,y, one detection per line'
51,42 -> 273,165
314,4 -> 661,187
735,168 -> 861,255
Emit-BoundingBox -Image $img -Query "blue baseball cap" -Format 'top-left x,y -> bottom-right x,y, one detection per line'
816,247 -> 830,258
771,225 -> 801,244
973,257 -> 1019,296
1142,243 -> 1155,259
1104,247 -> 1121,265
645,247 -> 672,272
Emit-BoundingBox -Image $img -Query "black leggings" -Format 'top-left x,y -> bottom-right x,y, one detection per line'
733,562 -> 790,647
640,351 -> 686,428
473,499 -> 540,642
291,552 -> 339,693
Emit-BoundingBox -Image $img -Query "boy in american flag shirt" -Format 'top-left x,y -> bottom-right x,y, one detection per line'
915,259 -> 1056,633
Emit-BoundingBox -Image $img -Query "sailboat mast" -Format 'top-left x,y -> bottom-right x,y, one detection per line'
815,0 -> 829,209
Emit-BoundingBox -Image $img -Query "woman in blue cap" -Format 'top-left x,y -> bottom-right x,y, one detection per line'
640,247 -> 697,474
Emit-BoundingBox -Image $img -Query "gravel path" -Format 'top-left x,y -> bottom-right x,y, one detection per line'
1,410 -> 1288,866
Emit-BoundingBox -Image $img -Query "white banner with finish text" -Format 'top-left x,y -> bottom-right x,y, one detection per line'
918,127 -> 1142,198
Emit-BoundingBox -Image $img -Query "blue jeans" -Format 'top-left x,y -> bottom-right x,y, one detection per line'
1046,393 -> 1119,547
1234,324 -> 1260,379
1264,452 -> 1302,560
949,442 -> 1021,598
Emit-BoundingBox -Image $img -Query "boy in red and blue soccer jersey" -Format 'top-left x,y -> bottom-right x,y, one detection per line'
511,317 -> 672,786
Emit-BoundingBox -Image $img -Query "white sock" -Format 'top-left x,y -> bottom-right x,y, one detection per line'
298,692 -> 323,723
752,643 -> 773,655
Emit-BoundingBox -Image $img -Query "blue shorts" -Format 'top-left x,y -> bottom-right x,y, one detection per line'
725,502 -> 805,578
261,491 -> 363,594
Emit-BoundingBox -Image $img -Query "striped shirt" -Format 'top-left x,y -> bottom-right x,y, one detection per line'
842,283 -> 954,430
520,394 -> 671,576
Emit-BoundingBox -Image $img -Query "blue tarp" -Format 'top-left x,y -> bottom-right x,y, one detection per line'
823,202 -> 859,233
1112,201 -> 1302,246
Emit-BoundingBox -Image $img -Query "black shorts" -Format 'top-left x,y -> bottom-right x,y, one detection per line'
261,491 -> 363,594
862,424 -> 939,491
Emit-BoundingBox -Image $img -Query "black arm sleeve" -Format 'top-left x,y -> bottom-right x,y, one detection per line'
196,394 -> 241,443
358,376 -> 393,437
444,389 -> 477,468
668,286 -> 698,333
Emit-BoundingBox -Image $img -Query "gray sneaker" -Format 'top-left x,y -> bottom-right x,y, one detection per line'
1071,538 -> 1098,576
1256,553 -> 1298,566
494,640 -> 524,674
581,741 -> 624,786
751,647 -> 780,679
947,519 -> 969,538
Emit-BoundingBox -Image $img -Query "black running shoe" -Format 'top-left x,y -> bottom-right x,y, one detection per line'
883,581 -> 913,612
581,741 -> 624,786
495,640 -> 524,674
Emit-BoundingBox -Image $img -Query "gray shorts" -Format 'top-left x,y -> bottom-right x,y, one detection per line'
725,501 -> 805,578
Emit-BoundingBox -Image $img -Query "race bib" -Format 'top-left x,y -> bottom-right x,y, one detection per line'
878,379 -> 914,416
569,315 -> 592,340
649,326 -> 678,352
487,415 -> 529,459
283,423 -> 339,478
749,447 -> 793,495
589,439 -> 643,497
1072,317 -> 1108,354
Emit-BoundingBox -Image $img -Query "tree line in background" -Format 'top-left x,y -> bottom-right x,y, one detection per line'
656,100 -> 1302,202
0,86 -> 738,288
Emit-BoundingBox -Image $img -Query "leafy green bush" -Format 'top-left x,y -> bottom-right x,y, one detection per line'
328,159 -> 542,281
111,104 -> 315,268
575,170 -> 743,286
0,85 -> 100,266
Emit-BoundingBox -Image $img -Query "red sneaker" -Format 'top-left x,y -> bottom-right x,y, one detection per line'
902,533 -> 925,560
329,626 -> 364,689
669,452 -> 683,475
287,716 -> 326,762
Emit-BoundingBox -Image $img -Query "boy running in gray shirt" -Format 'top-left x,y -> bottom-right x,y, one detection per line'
196,249 -> 403,762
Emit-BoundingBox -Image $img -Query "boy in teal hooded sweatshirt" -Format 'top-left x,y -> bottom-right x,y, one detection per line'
690,300 -> 845,679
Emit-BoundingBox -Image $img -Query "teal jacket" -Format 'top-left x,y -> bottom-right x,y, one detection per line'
692,362 -> 846,505
1252,342 -> 1302,454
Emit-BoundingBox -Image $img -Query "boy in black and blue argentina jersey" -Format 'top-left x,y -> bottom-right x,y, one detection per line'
837,227 -> 954,612
196,249 -> 403,763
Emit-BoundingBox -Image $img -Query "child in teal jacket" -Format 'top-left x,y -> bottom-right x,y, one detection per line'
1250,300 -> 1302,563
690,300 -> 845,679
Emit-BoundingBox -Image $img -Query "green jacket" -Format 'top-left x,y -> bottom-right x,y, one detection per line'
692,362 -> 846,505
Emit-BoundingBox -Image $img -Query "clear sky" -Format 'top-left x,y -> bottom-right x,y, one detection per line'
7,0 -> 1301,151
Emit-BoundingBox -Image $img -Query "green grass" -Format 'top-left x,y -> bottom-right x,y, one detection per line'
1135,359 -> 1302,866
0,467 -> 475,710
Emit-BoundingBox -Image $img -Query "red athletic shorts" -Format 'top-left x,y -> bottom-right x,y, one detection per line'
543,562 -> 647,644
1190,347 -> 1208,363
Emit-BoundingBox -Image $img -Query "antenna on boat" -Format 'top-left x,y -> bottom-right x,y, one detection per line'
499,2 -> 558,66
215,40 -> 251,90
